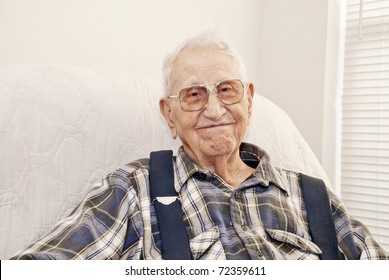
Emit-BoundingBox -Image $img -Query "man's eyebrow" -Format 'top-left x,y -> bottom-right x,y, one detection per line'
185,82 -> 204,86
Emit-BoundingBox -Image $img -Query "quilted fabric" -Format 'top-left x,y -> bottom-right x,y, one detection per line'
0,64 -> 329,259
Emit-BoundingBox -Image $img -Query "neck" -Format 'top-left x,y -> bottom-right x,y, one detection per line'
185,147 -> 254,188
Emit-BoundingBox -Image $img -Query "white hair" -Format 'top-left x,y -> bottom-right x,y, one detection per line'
162,30 -> 248,96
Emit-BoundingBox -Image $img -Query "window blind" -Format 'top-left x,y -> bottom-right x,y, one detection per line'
342,0 -> 389,251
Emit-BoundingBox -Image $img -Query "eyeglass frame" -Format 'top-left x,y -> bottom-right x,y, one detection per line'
167,78 -> 247,112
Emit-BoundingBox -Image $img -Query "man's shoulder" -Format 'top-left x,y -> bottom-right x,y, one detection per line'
122,158 -> 150,173
104,158 -> 151,187
273,167 -> 334,198
273,167 -> 326,184
272,166 -> 301,190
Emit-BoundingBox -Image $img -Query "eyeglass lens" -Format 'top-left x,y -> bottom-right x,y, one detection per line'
179,79 -> 244,111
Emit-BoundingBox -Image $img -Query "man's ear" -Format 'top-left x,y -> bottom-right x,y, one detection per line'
247,83 -> 255,120
159,98 -> 178,139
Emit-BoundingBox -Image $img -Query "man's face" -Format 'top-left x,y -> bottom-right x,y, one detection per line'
160,48 -> 254,162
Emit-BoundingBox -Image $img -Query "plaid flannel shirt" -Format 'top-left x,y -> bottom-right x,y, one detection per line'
12,143 -> 388,260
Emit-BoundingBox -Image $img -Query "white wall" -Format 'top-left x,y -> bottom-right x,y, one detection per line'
0,0 -> 262,77
256,0 -> 330,164
322,0 -> 345,194
0,0 -> 336,183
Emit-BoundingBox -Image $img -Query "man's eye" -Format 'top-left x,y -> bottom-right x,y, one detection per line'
183,87 -> 206,100
220,86 -> 233,92
188,91 -> 200,97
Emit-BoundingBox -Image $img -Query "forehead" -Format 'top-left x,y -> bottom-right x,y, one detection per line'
171,48 -> 239,86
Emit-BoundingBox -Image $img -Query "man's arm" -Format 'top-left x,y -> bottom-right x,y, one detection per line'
11,170 -> 142,260
329,189 -> 388,260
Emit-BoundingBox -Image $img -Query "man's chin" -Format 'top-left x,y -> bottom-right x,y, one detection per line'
201,135 -> 236,157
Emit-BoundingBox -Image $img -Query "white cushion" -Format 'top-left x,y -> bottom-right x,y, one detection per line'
0,64 -> 329,259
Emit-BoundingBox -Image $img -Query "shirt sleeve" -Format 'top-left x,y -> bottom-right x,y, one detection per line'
328,189 -> 389,260
10,170 -> 143,260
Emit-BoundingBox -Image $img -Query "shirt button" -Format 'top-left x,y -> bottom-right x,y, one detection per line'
257,250 -> 263,258
296,239 -> 304,248
234,192 -> 241,199
242,225 -> 248,231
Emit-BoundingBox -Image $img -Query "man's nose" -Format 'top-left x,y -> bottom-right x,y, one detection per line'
202,90 -> 226,119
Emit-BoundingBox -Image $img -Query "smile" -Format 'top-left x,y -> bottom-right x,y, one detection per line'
195,123 -> 235,130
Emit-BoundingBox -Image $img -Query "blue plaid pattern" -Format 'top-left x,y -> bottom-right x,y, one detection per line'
12,143 -> 388,260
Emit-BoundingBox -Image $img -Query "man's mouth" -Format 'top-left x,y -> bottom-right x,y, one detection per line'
195,123 -> 234,130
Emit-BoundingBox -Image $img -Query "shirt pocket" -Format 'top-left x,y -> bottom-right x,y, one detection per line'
189,226 -> 226,260
265,228 -> 322,259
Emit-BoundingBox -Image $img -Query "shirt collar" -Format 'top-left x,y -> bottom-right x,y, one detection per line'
173,142 -> 287,194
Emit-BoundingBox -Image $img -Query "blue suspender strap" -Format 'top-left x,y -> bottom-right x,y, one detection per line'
149,152 -> 339,260
299,173 -> 340,260
149,150 -> 193,260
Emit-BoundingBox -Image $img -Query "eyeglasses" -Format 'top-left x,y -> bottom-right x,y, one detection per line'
168,79 -> 246,112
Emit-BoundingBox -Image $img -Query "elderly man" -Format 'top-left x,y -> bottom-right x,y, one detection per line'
12,32 -> 388,260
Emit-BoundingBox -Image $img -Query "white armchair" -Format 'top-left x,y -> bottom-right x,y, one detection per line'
0,64 -> 329,259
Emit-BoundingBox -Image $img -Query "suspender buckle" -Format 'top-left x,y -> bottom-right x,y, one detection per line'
155,196 -> 178,205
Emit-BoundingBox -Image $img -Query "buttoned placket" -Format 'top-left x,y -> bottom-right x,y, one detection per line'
229,188 -> 266,260
187,161 -> 273,259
